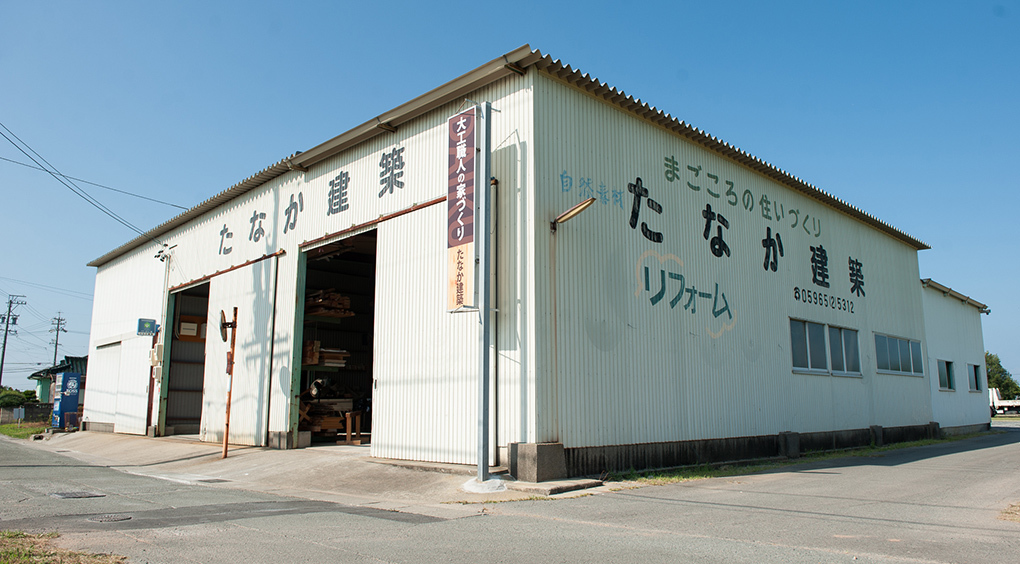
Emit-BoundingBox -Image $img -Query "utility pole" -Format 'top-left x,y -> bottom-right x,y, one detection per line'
1,295 -> 27,389
50,312 -> 67,367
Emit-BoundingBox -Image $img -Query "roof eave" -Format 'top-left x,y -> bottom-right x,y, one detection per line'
529,54 -> 929,251
292,44 -> 541,169
921,278 -> 990,314
87,44 -> 541,269
89,43 -> 929,268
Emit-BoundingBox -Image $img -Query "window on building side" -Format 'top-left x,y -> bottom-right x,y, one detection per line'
875,334 -> 923,375
790,319 -> 860,375
969,364 -> 981,391
828,326 -> 860,374
938,360 -> 955,390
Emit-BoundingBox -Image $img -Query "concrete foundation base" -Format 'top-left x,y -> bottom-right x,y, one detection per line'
870,425 -> 884,447
82,421 -> 114,433
778,431 -> 800,459
940,422 -> 991,437
509,442 -> 567,482
266,431 -> 311,449
267,431 -> 291,449
562,423 -> 938,477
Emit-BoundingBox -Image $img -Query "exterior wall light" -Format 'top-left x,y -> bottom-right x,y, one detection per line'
550,197 -> 596,233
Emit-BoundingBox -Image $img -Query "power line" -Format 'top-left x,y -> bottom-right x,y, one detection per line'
0,155 -> 188,210
0,276 -> 93,300
20,303 -> 52,324
0,121 -> 162,245
14,330 -> 52,350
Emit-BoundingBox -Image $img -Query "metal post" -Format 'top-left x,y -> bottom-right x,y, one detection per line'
222,307 -> 238,459
477,102 -> 492,482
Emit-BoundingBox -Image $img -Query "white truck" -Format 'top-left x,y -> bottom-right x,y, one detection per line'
990,388 -> 1020,416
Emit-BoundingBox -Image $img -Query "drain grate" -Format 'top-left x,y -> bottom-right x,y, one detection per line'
88,514 -> 132,523
197,479 -> 230,483
50,491 -> 106,499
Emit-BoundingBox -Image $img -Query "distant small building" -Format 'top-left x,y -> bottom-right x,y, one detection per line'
28,355 -> 88,405
921,279 -> 990,433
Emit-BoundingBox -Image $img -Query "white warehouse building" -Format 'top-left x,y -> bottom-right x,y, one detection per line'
83,45 -> 990,480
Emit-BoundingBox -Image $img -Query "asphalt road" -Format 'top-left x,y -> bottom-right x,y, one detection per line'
2,424 -> 1019,563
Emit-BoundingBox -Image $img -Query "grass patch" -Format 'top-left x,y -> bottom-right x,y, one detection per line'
0,423 -> 50,439
0,530 -> 125,563
603,432 -> 992,486
1001,503 -> 1020,523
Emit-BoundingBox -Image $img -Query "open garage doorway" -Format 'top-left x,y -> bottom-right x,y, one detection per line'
298,231 -> 377,445
164,282 -> 210,436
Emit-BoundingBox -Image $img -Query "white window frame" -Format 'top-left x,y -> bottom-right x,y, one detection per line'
827,325 -> 861,376
968,364 -> 981,392
790,319 -> 862,378
938,359 -> 955,391
874,333 -> 924,376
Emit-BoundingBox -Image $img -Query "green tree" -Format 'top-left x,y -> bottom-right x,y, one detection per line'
0,389 -> 27,408
986,352 -> 1020,400
21,389 -> 38,403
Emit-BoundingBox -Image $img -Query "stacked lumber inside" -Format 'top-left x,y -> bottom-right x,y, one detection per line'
297,397 -> 364,444
320,347 -> 350,367
302,340 -> 320,365
305,289 -> 354,318
302,341 -> 350,368
299,398 -> 353,432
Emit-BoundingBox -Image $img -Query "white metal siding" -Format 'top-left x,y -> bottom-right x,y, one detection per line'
85,245 -> 167,431
114,337 -> 151,435
923,285 -> 989,428
491,72 -> 539,450
532,72 -> 931,448
80,72 -> 537,453
83,342 -> 121,426
268,251 -> 300,438
200,257 -> 278,446
82,74 -> 534,452
371,205 -> 482,464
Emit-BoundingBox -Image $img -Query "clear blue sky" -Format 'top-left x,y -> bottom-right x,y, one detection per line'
1,1 -> 1017,391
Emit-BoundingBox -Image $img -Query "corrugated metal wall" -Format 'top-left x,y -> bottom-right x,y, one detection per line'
84,246 -> 167,433
114,337 -> 151,435
923,286 -> 989,428
88,70 -> 537,456
200,257 -> 278,446
532,72 -> 931,448
363,74 -> 536,464
84,342 -> 120,426
492,72 -> 539,450
269,251 -> 300,439
371,205 -> 482,464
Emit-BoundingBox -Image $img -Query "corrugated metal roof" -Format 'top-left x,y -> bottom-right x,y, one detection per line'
526,51 -> 928,251
87,153 -> 304,266
921,278 -> 990,314
89,44 -> 927,267
28,355 -> 88,379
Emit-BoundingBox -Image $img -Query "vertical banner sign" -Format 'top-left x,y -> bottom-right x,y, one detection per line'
447,107 -> 477,311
